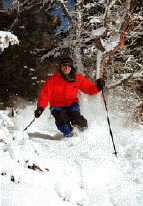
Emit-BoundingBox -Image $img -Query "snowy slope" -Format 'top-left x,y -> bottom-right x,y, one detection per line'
0,93 -> 143,206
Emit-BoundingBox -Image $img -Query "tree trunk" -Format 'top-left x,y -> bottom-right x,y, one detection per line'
96,50 -> 102,80
73,1 -> 84,74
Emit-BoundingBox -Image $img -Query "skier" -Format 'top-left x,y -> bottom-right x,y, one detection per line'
35,58 -> 105,137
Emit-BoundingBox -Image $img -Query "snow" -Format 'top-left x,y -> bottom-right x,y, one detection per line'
1,93 -> 143,205
83,3 -> 95,9
91,27 -> 106,37
0,31 -> 19,52
101,34 -> 120,53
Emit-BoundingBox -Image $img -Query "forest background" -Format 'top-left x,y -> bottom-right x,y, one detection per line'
0,0 -> 142,125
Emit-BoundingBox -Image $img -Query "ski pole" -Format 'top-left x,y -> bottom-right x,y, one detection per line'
102,89 -> 118,157
23,118 -> 35,132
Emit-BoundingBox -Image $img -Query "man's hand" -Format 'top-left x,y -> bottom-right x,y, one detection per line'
96,78 -> 105,91
34,107 -> 44,118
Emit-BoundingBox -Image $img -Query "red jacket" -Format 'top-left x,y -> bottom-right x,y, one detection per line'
37,71 -> 100,109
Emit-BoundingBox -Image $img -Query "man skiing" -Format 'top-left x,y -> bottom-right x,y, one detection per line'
35,58 -> 105,137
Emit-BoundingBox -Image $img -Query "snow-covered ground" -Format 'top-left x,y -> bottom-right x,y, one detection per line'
0,93 -> 143,206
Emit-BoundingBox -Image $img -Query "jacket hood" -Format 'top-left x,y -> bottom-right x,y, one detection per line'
59,68 -> 76,81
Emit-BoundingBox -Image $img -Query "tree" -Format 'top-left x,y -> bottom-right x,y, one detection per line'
0,0 -> 3,9
42,0 -> 135,76
0,0 -> 61,102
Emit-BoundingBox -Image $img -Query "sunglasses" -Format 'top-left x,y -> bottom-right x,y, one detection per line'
62,63 -> 72,67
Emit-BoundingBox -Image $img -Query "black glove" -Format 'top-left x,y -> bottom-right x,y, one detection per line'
96,78 -> 105,91
34,107 -> 44,118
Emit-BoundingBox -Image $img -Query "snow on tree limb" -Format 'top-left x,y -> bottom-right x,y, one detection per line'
132,67 -> 143,78
106,67 -> 143,89
41,46 -> 61,60
106,73 -> 133,89
0,31 -> 19,52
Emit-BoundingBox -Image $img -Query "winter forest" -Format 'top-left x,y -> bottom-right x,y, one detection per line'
0,0 -> 143,205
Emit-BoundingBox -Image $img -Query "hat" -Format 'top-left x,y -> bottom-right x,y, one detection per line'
60,57 -> 73,65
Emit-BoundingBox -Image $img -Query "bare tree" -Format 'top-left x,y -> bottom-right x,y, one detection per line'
42,0 -> 136,77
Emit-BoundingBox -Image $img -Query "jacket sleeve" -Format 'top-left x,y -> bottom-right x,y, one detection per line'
37,77 -> 53,109
78,75 -> 100,95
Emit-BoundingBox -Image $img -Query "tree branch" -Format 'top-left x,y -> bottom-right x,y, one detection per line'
106,67 -> 143,89
56,0 -> 73,23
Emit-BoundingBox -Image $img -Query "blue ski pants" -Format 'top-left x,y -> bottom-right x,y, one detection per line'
51,102 -> 87,137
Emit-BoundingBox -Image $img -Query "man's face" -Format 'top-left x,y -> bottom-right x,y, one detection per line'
61,62 -> 72,76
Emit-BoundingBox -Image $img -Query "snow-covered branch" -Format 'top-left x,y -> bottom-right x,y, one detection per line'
106,67 -> 143,89
0,31 -> 19,52
106,73 -> 133,89
41,46 -> 61,60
